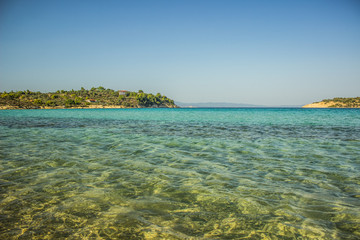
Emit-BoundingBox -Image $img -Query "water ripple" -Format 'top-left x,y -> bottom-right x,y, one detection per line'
0,109 -> 359,239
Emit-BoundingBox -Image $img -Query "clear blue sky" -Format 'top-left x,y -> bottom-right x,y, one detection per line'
1,0 -> 359,105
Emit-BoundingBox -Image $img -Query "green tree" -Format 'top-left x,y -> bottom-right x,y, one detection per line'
34,99 -> 43,105
74,97 -> 83,104
46,100 -> 55,106
65,99 -> 75,105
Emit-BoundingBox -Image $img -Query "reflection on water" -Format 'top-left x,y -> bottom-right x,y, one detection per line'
0,109 -> 359,239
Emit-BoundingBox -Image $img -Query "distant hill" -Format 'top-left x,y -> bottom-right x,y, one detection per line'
175,102 -> 263,108
303,97 -> 360,108
0,87 -> 178,109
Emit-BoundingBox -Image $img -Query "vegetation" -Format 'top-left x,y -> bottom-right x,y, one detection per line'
0,87 -> 177,109
321,97 -> 360,108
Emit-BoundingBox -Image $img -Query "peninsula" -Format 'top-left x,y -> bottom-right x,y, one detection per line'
0,87 -> 178,109
303,97 -> 360,108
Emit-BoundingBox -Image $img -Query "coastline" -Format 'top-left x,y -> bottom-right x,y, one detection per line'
2,102 -> 360,110
0,104 -> 178,110
302,101 -> 360,108
302,102 -> 335,108
0,88 -> 178,110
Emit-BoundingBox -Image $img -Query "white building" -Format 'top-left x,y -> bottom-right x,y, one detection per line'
118,90 -> 128,96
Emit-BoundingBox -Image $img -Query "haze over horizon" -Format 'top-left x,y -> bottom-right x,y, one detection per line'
1,0 -> 359,106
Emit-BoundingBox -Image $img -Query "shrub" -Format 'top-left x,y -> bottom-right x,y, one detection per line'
46,100 -> 55,106
33,99 -> 43,105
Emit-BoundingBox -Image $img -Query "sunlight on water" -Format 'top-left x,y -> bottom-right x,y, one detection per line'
0,109 -> 359,239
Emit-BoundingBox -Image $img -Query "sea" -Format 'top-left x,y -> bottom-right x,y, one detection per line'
0,108 -> 359,239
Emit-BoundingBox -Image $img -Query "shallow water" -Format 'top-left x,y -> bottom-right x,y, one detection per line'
0,108 -> 359,239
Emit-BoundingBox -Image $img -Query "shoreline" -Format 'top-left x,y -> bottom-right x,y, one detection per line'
2,104 -> 359,110
0,105 -> 178,110
302,101 -> 360,108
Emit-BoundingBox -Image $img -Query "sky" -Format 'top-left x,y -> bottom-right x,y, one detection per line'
0,0 -> 359,106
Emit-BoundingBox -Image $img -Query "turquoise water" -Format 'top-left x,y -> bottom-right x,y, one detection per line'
0,108 -> 359,239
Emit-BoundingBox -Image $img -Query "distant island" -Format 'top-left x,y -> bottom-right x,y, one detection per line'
176,102 -> 302,108
175,102 -> 262,108
303,97 -> 360,108
0,87 -> 178,109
